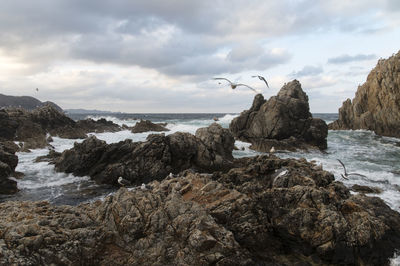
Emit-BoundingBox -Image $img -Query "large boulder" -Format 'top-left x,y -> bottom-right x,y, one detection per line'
329,51 -> 400,137
230,80 -> 328,151
1,156 -> 399,265
54,124 -> 235,185
0,141 -> 19,194
131,119 -> 169,133
76,118 -> 121,133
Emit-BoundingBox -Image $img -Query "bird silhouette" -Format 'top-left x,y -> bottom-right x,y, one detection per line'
36,88 -> 39,92
213,77 -> 257,93
252,75 -> 269,88
337,159 -> 366,180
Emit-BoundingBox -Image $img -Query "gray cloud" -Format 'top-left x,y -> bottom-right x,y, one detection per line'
290,65 -> 323,77
328,54 -> 376,64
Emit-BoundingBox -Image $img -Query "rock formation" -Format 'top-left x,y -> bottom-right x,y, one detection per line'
54,123 -> 234,185
0,141 -> 19,194
0,105 -> 123,150
131,119 -> 169,133
1,155 -> 399,265
230,80 -> 328,151
329,51 -> 400,137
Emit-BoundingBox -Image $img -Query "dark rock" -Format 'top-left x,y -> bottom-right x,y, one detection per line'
131,119 -> 169,133
230,80 -> 328,152
54,124 -> 234,186
351,184 -> 382,194
329,51 -> 400,137
76,118 -> 121,133
0,141 -> 19,194
0,93 -> 62,111
1,156 -> 399,265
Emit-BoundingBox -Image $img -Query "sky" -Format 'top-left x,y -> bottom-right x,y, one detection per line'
0,0 -> 399,113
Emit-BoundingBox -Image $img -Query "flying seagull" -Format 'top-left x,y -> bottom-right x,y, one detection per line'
36,88 -> 39,92
252,75 -> 269,88
337,159 -> 366,180
118,176 -> 131,187
213,77 -> 257,93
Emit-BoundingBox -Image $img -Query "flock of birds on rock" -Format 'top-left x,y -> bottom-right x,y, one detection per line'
213,75 -> 269,93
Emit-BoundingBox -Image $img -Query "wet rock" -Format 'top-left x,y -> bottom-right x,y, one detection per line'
76,118 -> 121,133
230,80 -> 328,152
351,184 -> 382,194
131,119 -> 169,133
1,156 -> 399,265
0,141 -> 19,194
329,51 -> 400,137
55,124 -> 234,186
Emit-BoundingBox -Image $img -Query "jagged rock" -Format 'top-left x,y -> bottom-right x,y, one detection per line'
1,156 -> 399,265
230,80 -> 328,152
131,119 -> 169,133
0,105 -> 123,151
76,118 -> 121,133
0,93 -> 62,111
329,51 -> 400,137
0,141 -> 19,194
351,184 -> 382,194
54,124 -> 234,186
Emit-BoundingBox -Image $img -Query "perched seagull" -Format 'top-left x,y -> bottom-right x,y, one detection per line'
252,75 -> 269,88
337,159 -> 366,180
269,146 -> 275,154
213,77 -> 257,93
117,176 -> 131,187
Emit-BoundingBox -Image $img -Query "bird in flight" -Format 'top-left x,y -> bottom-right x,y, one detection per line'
337,159 -> 366,180
213,77 -> 257,93
252,75 -> 269,88
36,88 -> 39,92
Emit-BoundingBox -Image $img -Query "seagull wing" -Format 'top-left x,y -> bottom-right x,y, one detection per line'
337,159 -> 347,175
213,77 -> 233,84
259,76 -> 269,88
347,173 -> 367,178
236,84 -> 257,93
340,173 -> 349,180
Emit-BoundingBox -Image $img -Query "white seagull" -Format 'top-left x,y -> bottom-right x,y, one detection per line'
269,146 -> 275,154
252,75 -> 269,88
337,159 -> 366,180
213,77 -> 257,93
117,176 -> 131,187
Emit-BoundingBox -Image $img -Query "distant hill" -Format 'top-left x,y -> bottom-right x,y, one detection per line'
0,93 -> 63,112
65,109 -> 121,114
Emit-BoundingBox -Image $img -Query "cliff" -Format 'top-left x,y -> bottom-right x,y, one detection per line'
0,93 -> 62,112
329,51 -> 400,137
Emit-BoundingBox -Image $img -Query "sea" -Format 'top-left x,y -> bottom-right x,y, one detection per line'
1,112 -> 400,263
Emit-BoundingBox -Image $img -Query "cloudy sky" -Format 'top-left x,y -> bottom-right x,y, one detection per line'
0,0 -> 399,113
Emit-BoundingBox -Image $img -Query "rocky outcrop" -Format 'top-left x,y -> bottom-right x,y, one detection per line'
54,123 -> 234,185
0,93 -> 62,111
230,80 -> 328,152
1,156 -> 399,265
329,51 -> 400,137
76,118 -> 121,133
131,119 -> 169,133
0,141 -> 19,194
0,105 -> 123,150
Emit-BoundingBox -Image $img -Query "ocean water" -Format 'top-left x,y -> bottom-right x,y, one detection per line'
1,112 -> 400,263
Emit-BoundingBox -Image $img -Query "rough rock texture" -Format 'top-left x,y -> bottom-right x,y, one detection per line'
76,118 -> 121,133
131,119 -> 169,133
0,105 -> 123,150
329,51 -> 400,137
1,156 -> 399,265
54,124 -> 234,186
230,80 -> 328,152
0,141 -> 19,194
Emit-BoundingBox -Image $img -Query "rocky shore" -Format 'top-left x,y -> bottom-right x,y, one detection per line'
1,155 -> 400,265
329,51 -> 400,137
230,80 -> 328,152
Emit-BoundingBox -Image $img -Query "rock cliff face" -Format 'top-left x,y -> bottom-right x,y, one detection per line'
230,80 -> 328,151
1,155 -> 399,265
0,93 -> 62,111
329,51 -> 400,137
0,141 -> 19,194
54,123 -> 234,185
